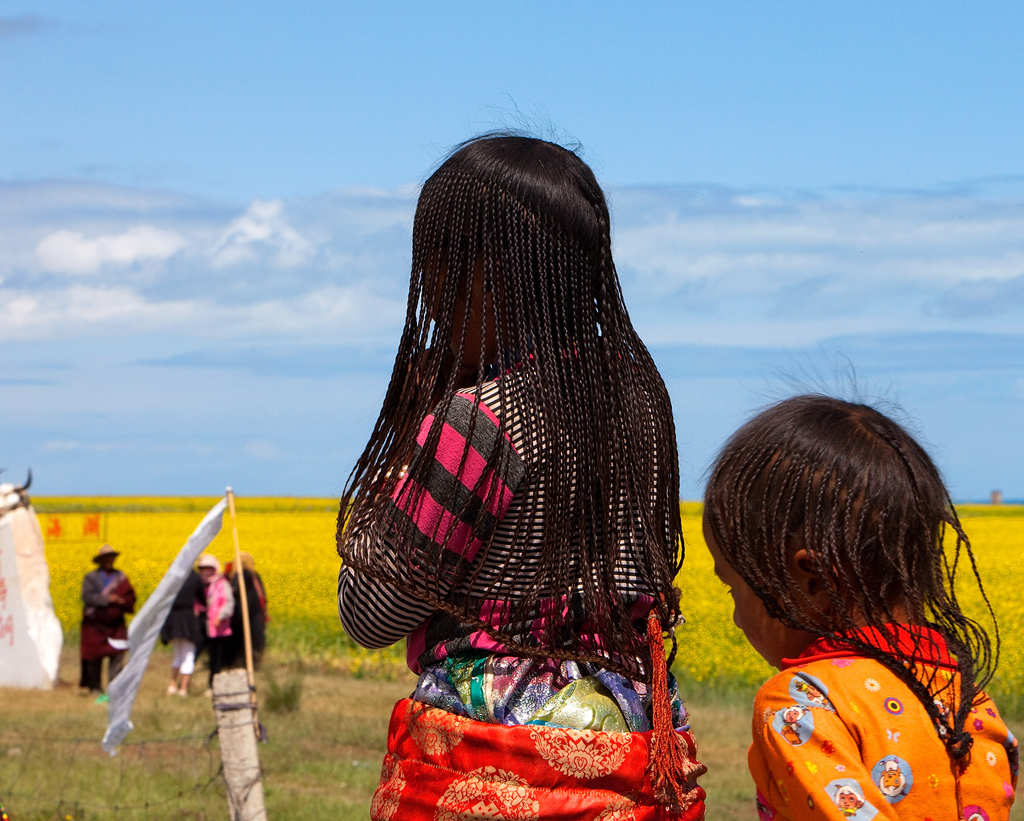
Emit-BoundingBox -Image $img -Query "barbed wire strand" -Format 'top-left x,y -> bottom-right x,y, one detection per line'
1,726 -> 228,817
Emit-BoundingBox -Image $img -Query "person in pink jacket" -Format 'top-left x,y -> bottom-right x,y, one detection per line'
197,553 -> 233,692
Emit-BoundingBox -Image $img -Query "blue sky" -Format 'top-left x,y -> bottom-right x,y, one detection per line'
2,2 -> 1022,501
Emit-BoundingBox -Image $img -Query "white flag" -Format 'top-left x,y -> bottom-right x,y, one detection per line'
102,498 -> 227,754
0,517 -> 51,687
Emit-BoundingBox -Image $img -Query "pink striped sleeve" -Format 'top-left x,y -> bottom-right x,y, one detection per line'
393,479 -> 476,558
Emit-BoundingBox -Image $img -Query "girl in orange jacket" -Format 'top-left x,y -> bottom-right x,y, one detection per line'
703,395 -> 1017,820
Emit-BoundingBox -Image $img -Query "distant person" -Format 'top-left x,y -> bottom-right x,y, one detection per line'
337,136 -> 705,818
704,396 -> 1017,820
227,551 -> 268,668
159,566 -> 205,696
80,544 -> 135,698
196,553 -> 233,692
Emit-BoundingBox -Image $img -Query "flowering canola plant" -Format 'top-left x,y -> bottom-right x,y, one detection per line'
37,497 -> 1024,701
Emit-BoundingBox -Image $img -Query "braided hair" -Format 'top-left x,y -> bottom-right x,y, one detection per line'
704,395 -> 997,763
337,135 -> 682,678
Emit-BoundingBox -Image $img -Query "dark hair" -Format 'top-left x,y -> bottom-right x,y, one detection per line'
337,134 -> 682,677
704,395 -> 997,761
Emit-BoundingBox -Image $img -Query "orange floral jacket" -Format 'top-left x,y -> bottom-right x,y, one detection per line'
748,630 -> 1018,820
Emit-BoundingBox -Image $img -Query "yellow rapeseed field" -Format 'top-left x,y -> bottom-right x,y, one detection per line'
674,503 -> 1024,709
35,497 -> 1024,705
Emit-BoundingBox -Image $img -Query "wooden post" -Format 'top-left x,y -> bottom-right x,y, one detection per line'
226,487 -> 257,709
213,668 -> 267,820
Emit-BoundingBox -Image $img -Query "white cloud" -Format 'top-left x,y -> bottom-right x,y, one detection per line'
211,199 -> 314,268
244,440 -> 282,460
3,177 -> 1023,349
0,281 -> 404,342
733,195 -> 771,208
238,285 -> 402,335
0,181 -> 198,220
35,226 -> 186,274
622,248 -> 826,291
616,210 -> 1024,286
0,285 -> 197,338
42,440 -> 117,453
42,440 -> 79,452
337,183 -> 419,200
634,313 -> 964,349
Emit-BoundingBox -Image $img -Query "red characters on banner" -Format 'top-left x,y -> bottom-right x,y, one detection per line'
0,576 -> 6,608
40,514 -> 104,541
0,613 -> 13,646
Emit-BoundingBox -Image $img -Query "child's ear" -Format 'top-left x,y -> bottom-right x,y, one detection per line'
789,546 -> 836,623
791,548 -> 827,601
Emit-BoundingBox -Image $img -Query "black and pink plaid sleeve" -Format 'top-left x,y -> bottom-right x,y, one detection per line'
338,392 -> 526,649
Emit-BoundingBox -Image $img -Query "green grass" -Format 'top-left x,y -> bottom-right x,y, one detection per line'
0,648 -> 415,821
263,669 -> 304,714
17,496 -> 1024,818
2,649 -> 1021,820
0,650 -> 760,820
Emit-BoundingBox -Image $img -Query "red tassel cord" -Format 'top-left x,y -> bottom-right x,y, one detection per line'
646,612 -> 707,816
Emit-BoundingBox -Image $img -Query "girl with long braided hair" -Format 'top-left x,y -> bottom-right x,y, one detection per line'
338,135 -> 705,819
703,395 -> 1016,820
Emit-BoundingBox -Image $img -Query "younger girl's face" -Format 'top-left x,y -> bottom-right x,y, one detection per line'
703,521 -> 816,669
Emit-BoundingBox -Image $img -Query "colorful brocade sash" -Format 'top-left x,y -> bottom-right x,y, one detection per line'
371,699 -> 706,820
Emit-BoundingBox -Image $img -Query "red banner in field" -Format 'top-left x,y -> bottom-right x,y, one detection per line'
83,514 -> 101,537
41,513 -> 108,543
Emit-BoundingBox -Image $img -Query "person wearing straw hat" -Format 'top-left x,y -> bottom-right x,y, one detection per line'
80,544 -> 136,699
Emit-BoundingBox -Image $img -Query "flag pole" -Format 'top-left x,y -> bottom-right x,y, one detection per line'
225,487 -> 256,708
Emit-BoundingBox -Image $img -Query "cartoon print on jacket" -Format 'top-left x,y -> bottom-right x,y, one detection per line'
751,655 -> 1016,821
772,705 -> 815,746
870,756 -> 913,803
790,673 -> 834,710
825,779 -> 879,819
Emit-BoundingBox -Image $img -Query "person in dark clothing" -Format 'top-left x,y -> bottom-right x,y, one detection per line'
227,552 -> 268,668
80,544 -> 135,696
159,567 -> 205,696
